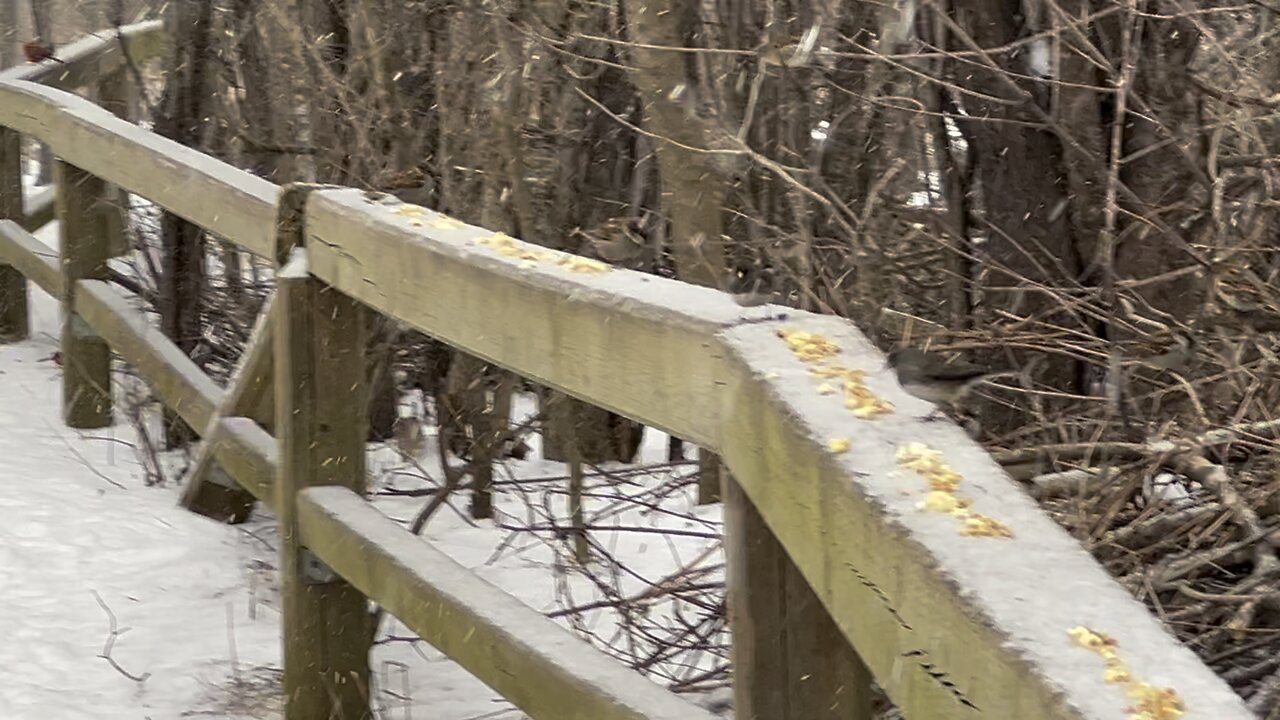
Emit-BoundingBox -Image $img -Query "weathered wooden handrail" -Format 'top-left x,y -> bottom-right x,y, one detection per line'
0,79 -> 277,258
0,25 -> 723,720
0,20 -> 165,90
0,20 -> 1258,720
298,486 -> 713,720
302,189 -> 1252,718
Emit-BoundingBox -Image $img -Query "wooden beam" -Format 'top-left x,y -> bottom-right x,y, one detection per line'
274,184 -> 372,719
0,39 -> 1253,717
723,473 -> 873,720
21,186 -> 56,232
56,161 -> 112,428
0,127 -> 26,341
0,20 -> 166,91
0,80 -> 277,259
209,416 -> 276,503
717,319 -> 1252,719
180,293 -> 275,523
297,486 -> 721,720
304,189 -> 746,448
0,221 -> 60,295
0,222 -> 278,508
74,279 -> 222,431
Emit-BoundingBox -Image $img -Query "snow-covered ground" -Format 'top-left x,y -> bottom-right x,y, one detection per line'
0,219 -> 726,718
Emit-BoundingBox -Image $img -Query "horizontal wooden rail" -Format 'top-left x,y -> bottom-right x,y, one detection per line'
77,279 -> 222,429
0,82 -> 277,259
0,221 -> 712,719
306,190 -> 743,447
0,225 -> 221,429
209,417 -> 276,502
0,21 -> 727,720
302,189 -> 1252,719
0,220 -> 59,292
0,25 -> 1256,718
0,20 -> 165,91
0,223 -> 275,499
297,486 -> 719,720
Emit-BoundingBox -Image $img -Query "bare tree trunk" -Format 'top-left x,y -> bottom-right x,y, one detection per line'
472,372 -> 515,520
29,0 -> 54,185
624,0 -> 739,504
624,0 -> 733,289
541,390 -> 643,464
365,315 -> 399,442
232,0 -> 285,181
1113,7 -> 1206,320
948,0 -> 1084,434
153,0 -> 216,447
567,439 -> 589,565
0,0 -> 17,69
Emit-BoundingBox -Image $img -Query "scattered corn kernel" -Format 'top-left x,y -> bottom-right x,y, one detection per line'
1069,627 -> 1184,719
920,491 -> 959,513
897,442 -> 1011,538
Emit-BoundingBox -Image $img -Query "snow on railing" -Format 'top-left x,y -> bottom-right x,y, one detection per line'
0,19 -> 1257,720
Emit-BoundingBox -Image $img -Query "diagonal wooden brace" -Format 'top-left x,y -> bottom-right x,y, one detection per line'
178,292 -> 276,522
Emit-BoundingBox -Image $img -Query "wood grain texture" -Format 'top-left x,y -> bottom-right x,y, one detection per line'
304,189 -> 745,448
180,294 -> 275,522
297,486 -> 722,720
0,32 -> 1253,717
0,127 -> 26,340
274,184 -> 372,720
718,318 -> 1252,719
56,161 -> 113,428
723,474 -> 873,720
0,80 -> 277,258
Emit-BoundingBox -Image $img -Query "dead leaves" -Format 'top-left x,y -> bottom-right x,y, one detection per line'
1069,627 -> 1185,720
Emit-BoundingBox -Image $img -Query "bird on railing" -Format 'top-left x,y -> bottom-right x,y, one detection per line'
22,41 -> 66,64
888,347 -> 994,413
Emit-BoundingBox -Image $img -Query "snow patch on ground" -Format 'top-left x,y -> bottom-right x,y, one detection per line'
1,222 -> 725,718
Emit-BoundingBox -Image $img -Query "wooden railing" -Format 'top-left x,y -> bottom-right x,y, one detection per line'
0,21 -> 1256,720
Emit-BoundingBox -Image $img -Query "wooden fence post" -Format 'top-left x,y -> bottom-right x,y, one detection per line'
56,161 -> 113,428
697,449 -> 722,504
274,184 -> 372,720
180,293 -> 274,523
0,126 -> 27,341
723,472 -> 875,720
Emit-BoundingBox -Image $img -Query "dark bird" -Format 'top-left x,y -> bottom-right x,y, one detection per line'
887,347 -> 1001,416
22,41 -> 65,64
